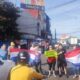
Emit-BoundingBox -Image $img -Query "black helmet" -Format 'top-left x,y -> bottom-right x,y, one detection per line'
17,51 -> 30,64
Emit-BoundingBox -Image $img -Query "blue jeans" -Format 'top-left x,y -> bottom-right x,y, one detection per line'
73,65 -> 80,75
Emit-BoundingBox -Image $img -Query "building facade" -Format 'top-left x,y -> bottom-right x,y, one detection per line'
4,0 -> 52,44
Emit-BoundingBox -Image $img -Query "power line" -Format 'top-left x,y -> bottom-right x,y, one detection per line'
46,0 -> 77,10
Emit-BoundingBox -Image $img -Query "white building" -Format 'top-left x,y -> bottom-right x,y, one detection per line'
68,37 -> 78,45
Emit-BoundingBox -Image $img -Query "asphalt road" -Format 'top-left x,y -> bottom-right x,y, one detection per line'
0,60 -> 15,80
41,54 -> 79,80
0,54 -> 79,80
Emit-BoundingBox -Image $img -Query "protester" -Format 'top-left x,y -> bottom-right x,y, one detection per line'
65,45 -> 80,79
44,41 -> 49,51
57,44 -> 67,77
44,45 -> 57,77
72,45 -> 80,79
30,43 -> 42,72
33,44 -> 42,73
0,44 -> 7,60
8,42 -> 18,63
7,51 -> 46,80
54,43 -> 59,51
29,43 -> 37,66
8,42 -> 15,59
0,44 -> 7,65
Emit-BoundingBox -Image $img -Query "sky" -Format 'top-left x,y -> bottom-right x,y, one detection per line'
45,0 -> 80,38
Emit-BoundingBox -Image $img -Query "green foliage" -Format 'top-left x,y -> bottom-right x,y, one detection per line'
0,2 -> 21,41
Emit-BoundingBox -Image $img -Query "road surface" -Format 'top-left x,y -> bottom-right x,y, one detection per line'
0,55 -> 79,80
0,60 -> 15,80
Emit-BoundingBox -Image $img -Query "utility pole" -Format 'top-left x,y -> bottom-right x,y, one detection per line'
37,22 -> 40,37
55,29 -> 57,43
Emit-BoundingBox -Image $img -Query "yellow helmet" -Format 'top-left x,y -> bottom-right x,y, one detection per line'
10,42 -> 15,46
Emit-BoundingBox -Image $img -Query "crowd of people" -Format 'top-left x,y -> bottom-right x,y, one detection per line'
0,41 -> 80,80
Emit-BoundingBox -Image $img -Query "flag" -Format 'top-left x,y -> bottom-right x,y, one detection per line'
65,48 -> 80,66
44,50 -> 58,58
10,48 -> 20,62
9,48 -> 37,63
9,48 -> 36,59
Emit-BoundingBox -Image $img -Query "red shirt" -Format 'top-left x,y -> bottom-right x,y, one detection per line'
47,57 -> 56,63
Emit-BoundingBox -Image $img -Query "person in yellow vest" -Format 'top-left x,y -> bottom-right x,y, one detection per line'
44,45 -> 58,77
7,51 -> 46,80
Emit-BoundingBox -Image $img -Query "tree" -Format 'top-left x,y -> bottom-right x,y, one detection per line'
0,2 -> 21,41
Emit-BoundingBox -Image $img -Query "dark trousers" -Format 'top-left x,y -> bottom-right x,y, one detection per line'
48,61 -> 56,71
35,60 -> 42,73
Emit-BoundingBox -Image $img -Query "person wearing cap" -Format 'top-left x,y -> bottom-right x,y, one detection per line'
7,51 -> 46,80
